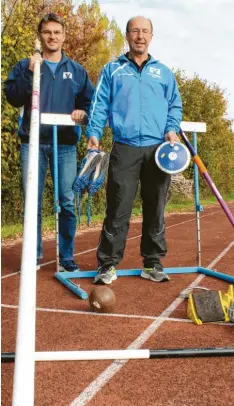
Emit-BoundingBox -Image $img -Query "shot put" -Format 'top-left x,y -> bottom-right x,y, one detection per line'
89,286 -> 116,313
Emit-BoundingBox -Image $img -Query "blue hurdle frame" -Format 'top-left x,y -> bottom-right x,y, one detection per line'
55,268 -> 234,300
43,117 -> 234,300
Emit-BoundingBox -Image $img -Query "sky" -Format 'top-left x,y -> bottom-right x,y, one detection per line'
97,0 -> 234,124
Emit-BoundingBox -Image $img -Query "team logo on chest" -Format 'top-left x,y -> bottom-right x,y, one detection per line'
148,67 -> 161,78
63,72 -> 72,79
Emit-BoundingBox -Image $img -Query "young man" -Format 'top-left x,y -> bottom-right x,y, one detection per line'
86,16 -> 182,284
4,13 -> 94,271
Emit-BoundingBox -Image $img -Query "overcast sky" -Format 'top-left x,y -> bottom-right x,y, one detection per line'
97,0 -> 234,124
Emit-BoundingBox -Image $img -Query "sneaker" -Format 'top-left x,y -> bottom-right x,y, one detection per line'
141,265 -> 170,282
59,260 -> 80,272
73,150 -> 102,193
88,152 -> 110,196
94,265 -> 117,285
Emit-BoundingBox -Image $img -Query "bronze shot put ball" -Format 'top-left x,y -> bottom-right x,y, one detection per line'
89,286 -> 116,313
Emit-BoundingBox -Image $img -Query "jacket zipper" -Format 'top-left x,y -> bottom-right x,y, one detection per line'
139,72 -> 142,146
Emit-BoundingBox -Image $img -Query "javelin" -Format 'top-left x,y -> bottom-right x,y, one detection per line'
179,128 -> 234,228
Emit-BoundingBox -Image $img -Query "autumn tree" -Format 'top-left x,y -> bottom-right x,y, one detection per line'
1,0 -> 124,223
64,0 -> 123,83
175,71 -> 234,195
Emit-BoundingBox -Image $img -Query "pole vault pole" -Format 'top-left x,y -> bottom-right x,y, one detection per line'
2,347 -> 234,362
179,128 -> 234,228
52,124 -> 60,272
12,40 -> 41,406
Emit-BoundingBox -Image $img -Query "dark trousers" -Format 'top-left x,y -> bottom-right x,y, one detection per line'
97,142 -> 171,268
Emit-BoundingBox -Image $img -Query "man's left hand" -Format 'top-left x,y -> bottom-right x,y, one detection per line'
71,109 -> 87,124
165,131 -> 180,146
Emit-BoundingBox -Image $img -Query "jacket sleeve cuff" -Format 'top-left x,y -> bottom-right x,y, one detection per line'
165,126 -> 178,135
86,133 -> 100,140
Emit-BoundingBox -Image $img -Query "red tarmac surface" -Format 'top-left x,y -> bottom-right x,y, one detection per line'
1,203 -> 234,405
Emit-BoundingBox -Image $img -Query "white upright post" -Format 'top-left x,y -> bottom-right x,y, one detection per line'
12,40 -> 41,406
180,122 -> 206,265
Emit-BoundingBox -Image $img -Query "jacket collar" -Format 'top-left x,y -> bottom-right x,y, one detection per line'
41,50 -> 69,66
118,53 -> 159,65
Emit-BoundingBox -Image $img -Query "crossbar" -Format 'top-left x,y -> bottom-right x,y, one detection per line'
180,121 -> 206,132
2,347 -> 234,362
41,113 -> 76,126
41,114 -> 207,133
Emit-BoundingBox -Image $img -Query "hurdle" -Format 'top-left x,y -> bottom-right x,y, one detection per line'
4,112 -> 234,405
52,120 -> 234,299
41,113 -> 89,300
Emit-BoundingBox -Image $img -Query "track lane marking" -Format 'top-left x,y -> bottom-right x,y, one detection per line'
69,240 -> 234,406
1,210 -> 224,279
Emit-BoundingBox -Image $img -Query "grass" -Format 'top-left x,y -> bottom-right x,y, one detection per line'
1,195 -> 233,241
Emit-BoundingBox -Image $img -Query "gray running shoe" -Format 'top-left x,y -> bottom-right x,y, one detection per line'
141,266 -> 170,282
94,265 -> 117,285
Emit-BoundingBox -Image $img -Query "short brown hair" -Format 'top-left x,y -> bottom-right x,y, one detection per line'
38,13 -> 65,33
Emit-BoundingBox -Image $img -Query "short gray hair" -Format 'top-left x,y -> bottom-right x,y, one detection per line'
126,16 -> 153,33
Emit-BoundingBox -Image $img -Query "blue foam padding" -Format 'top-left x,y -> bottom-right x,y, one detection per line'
54,267 -> 200,279
55,267 -> 233,300
198,268 -> 234,283
55,272 -> 88,299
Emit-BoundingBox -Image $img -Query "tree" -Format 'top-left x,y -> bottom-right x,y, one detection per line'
64,0 -> 123,83
175,71 -> 234,195
1,0 -> 124,224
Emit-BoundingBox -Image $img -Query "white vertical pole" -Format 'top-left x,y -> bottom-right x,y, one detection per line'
12,40 -> 41,406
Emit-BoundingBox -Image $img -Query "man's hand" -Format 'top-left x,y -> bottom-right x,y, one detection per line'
165,131 -> 180,146
87,136 -> 99,150
28,53 -> 43,71
71,109 -> 87,124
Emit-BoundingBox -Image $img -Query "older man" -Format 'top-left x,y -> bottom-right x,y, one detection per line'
86,16 -> 182,284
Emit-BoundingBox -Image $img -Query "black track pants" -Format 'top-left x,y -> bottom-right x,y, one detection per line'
97,142 -> 171,268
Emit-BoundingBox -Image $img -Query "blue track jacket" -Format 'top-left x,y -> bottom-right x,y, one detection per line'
4,51 -> 94,144
86,54 -> 182,146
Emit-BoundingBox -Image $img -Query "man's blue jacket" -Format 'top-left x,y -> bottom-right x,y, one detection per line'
4,51 -> 94,144
86,54 -> 182,146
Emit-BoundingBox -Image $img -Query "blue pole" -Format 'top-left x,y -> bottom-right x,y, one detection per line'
54,272 -> 88,299
77,192 -> 81,225
198,268 -> 234,284
87,194 -> 91,226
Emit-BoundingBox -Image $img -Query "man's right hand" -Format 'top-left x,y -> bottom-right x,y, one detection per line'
28,53 -> 43,71
87,136 -> 99,150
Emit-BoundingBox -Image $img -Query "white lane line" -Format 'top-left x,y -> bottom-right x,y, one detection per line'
2,304 -> 233,327
1,272 -> 20,279
1,304 -> 191,323
2,304 -> 233,331
69,240 -> 234,406
208,240 -> 234,268
1,210 -> 222,280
